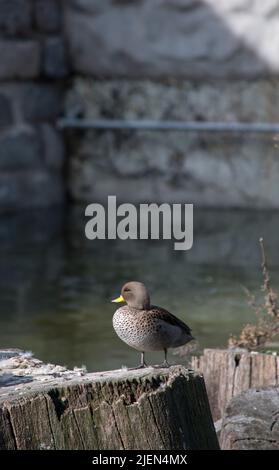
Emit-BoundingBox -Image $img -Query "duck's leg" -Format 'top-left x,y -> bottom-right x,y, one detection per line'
141,351 -> 148,367
129,352 -> 148,370
153,349 -> 170,368
162,348 -> 170,368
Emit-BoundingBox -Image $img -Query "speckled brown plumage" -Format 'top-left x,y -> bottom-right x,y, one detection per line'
112,281 -> 194,367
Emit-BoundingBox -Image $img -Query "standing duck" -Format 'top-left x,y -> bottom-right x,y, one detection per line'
112,281 -> 194,368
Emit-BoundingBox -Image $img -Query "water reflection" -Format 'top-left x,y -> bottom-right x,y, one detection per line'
0,206 -> 278,371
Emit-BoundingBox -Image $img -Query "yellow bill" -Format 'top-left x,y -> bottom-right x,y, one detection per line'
111,295 -> 125,303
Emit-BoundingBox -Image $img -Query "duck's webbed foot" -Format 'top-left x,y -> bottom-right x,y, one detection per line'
161,359 -> 170,368
129,363 -> 147,370
128,352 -> 148,370
160,349 -> 170,368
153,360 -> 170,369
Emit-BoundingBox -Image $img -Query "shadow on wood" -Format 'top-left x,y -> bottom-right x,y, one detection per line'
0,350 -> 219,450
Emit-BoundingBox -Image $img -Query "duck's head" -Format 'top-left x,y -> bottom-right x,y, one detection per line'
111,281 -> 150,310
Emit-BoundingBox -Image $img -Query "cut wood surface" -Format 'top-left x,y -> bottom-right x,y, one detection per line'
0,349 -> 219,450
191,348 -> 279,422
220,386 -> 279,450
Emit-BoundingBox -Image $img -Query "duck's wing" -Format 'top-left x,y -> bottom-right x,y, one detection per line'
149,305 -> 193,337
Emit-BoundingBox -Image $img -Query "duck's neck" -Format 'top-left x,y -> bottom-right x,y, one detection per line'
129,297 -> 150,310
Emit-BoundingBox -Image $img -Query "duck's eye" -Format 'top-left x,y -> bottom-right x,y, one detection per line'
124,288 -> 131,293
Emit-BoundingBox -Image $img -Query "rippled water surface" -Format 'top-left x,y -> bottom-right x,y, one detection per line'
0,207 -> 279,371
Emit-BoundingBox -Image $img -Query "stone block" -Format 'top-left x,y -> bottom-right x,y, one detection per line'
35,0 -> 62,33
0,93 -> 13,127
0,40 -> 40,80
39,124 -> 65,169
66,78 -> 279,209
0,126 -> 42,170
65,0 -> 279,78
0,83 -> 63,123
42,37 -> 69,78
69,78 -> 279,123
0,171 -> 64,211
0,0 -> 32,37
70,128 -> 279,209
21,83 -> 63,121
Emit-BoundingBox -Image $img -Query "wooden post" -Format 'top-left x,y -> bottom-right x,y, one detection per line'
191,348 -> 279,422
220,386 -> 279,450
0,349 -> 219,450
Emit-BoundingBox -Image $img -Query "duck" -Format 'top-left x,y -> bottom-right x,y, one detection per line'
111,281 -> 194,368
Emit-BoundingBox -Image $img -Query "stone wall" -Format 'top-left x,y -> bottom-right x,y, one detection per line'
66,78 -> 279,208
65,0 -> 279,79
64,0 -> 279,208
0,0 -> 68,211
1,1 -> 279,210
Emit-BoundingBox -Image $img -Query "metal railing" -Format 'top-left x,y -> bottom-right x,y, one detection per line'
57,118 -> 279,134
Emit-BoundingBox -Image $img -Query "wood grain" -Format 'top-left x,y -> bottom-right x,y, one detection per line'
191,349 -> 279,422
0,350 -> 219,450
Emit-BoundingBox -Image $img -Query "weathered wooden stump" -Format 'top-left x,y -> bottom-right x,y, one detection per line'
0,350 -> 219,450
220,386 -> 279,450
191,348 -> 279,422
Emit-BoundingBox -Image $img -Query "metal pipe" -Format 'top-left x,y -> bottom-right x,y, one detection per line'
57,118 -> 279,134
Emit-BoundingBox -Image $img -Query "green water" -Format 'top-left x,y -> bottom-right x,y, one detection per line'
0,207 -> 279,371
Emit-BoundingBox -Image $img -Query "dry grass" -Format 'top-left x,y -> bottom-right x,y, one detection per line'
228,238 -> 279,351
